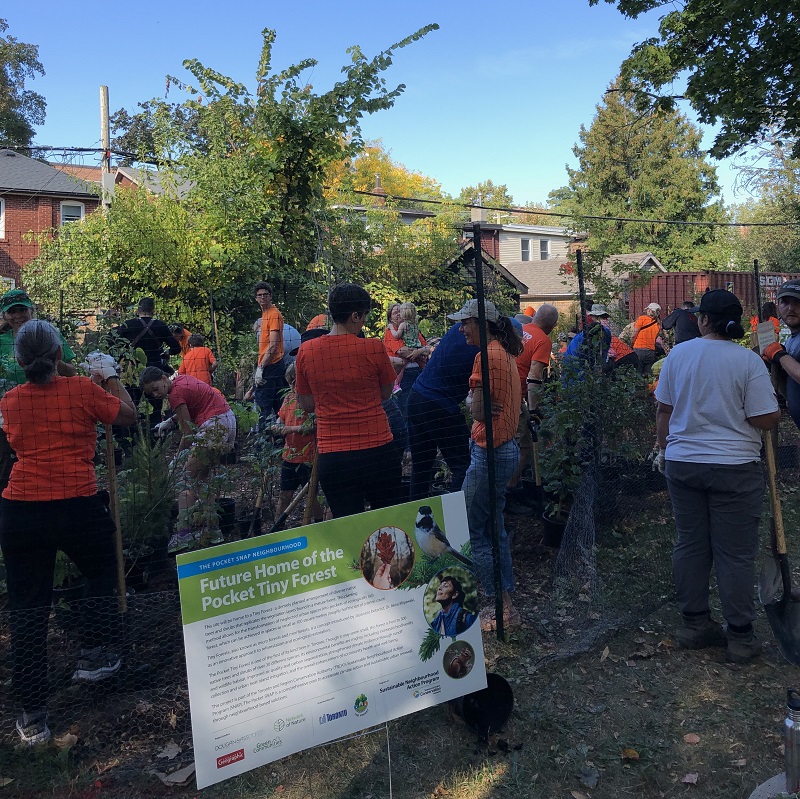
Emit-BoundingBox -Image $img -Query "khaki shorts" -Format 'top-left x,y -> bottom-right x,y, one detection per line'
514,403 -> 533,451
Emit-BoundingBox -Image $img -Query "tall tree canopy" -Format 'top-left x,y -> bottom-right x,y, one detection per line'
591,0 -> 800,158
552,81 -> 725,270
0,19 -> 45,148
457,180 -> 514,210
729,133 -> 800,272
324,140 -> 444,206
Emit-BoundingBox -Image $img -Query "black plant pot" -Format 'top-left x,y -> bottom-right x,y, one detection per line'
450,673 -> 514,740
216,498 -> 237,537
541,510 -> 567,548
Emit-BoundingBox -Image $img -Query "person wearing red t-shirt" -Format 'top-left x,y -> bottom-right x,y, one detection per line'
178,334 -> 217,386
0,321 -> 137,744
140,369 -> 236,552
295,283 -> 401,518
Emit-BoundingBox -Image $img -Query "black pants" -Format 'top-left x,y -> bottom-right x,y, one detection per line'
317,443 -> 402,519
0,495 -> 118,711
407,388 -> 471,502
254,362 -> 288,425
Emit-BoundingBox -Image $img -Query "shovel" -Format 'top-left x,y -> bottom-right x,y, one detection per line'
758,431 -> 800,664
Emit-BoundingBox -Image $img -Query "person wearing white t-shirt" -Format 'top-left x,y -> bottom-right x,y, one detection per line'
654,290 -> 780,664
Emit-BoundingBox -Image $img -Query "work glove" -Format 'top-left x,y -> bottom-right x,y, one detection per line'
763,342 -> 788,364
80,351 -> 119,381
254,366 -> 265,387
153,417 -> 176,438
653,448 -> 666,475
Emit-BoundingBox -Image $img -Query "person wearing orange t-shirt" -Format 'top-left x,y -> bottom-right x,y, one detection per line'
178,334 -> 217,386
272,363 -> 324,523
253,281 -> 285,424
632,302 -> 662,375
295,283 -> 401,519
449,299 -> 522,632
749,301 -> 781,339
0,321 -> 137,744
508,305 -> 558,500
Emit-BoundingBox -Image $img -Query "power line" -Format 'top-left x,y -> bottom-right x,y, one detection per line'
344,188 -> 799,229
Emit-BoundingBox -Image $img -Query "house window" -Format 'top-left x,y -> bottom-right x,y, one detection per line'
540,240 -> 550,259
60,201 -> 85,224
0,198 -> 4,238
521,238 -> 531,261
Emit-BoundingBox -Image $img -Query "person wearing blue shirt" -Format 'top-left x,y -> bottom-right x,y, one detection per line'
407,322 -> 479,500
429,576 -> 476,637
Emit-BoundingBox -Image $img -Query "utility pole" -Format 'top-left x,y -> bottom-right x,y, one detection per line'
100,86 -> 114,207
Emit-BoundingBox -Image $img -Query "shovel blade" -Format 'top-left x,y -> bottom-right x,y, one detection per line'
759,555 -> 783,606
765,598 -> 800,666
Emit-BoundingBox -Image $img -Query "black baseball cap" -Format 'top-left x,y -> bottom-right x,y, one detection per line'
688,289 -> 742,316
777,280 -> 800,302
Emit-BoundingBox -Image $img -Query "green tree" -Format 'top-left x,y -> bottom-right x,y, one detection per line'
553,80 -> 726,270
457,180 -> 514,210
590,0 -> 800,157
0,19 -> 45,148
729,134 -> 800,272
325,139 -> 444,207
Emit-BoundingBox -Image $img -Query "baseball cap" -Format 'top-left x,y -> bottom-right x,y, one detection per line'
447,299 -> 500,323
588,303 -> 609,318
689,289 -> 742,316
645,302 -> 661,313
0,289 -> 34,313
777,280 -> 800,302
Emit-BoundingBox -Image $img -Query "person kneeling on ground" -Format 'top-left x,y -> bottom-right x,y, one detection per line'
140,368 -> 236,552
0,322 -> 137,745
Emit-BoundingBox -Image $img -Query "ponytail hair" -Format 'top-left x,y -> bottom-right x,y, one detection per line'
705,312 -> 745,340
489,316 -> 524,357
14,320 -> 61,385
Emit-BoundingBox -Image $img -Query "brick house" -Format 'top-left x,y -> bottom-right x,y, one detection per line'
0,149 -> 99,289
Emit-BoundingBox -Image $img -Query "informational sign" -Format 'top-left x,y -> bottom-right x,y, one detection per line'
756,320 -> 778,353
176,493 -> 486,789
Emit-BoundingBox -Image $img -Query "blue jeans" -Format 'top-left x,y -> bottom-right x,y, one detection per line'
462,438 -> 519,596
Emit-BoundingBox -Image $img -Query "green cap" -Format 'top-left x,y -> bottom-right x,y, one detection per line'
0,289 -> 34,313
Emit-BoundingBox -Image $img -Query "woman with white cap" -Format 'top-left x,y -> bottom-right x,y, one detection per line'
449,299 -> 523,630
632,302 -> 662,375
655,289 -> 780,663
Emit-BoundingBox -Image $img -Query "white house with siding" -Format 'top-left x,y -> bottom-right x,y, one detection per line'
497,223 -> 574,265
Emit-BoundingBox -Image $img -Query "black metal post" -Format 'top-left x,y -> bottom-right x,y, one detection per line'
473,222 -> 504,640
754,259 -> 763,323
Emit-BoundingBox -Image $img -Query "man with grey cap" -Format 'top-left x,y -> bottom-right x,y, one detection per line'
632,302 -> 663,375
762,279 -> 800,430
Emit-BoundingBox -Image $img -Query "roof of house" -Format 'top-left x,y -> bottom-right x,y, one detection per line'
448,241 -> 528,294
0,150 -> 98,198
115,165 -> 193,199
507,251 -> 666,299
49,163 -> 104,183
601,252 -> 666,272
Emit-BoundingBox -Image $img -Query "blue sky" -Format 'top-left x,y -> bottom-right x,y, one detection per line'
5,0 -> 743,207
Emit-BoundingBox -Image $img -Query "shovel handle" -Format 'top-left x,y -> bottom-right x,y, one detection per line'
764,430 -> 787,557
105,426 -> 127,613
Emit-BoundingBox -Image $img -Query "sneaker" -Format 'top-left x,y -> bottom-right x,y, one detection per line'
16,710 -> 50,745
675,613 -> 727,649
73,647 -> 121,682
726,628 -> 762,664
392,386 -> 402,396
168,529 -> 195,554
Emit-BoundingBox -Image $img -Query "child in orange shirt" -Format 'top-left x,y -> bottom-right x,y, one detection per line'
272,364 -> 324,523
178,334 -> 216,386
